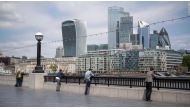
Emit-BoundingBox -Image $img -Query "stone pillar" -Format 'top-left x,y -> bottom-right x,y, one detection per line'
29,73 -> 47,89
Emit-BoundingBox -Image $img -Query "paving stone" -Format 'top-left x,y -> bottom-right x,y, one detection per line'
0,85 -> 188,107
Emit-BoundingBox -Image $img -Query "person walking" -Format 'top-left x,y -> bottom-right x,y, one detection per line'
145,67 -> 156,102
56,69 -> 64,91
84,68 -> 94,95
15,71 -> 21,87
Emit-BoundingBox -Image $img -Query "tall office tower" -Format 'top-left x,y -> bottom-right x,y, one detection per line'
108,6 -> 129,49
150,30 -> 159,49
158,28 -> 171,49
119,14 -> 133,43
62,19 -> 87,57
0,49 -> 2,57
129,34 -> 140,45
55,46 -> 64,58
138,19 -> 150,49
87,44 -> 99,52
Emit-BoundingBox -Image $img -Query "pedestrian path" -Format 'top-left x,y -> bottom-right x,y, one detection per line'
0,85 -> 188,107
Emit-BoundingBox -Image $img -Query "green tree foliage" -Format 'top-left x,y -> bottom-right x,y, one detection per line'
49,64 -> 58,73
181,55 -> 190,71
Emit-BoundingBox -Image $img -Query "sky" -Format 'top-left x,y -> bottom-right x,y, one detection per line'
0,1 -> 190,58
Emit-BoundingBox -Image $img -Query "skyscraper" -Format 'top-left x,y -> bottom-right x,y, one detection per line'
0,49 -> 2,57
150,30 -> 159,49
62,19 -> 87,57
108,6 -> 130,49
119,14 -> 133,43
55,46 -> 64,58
138,19 -> 150,49
129,34 -> 140,45
158,28 -> 171,49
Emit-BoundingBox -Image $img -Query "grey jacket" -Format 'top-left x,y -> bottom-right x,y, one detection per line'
145,71 -> 155,82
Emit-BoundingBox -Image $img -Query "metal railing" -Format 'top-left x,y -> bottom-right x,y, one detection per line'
44,75 -> 190,90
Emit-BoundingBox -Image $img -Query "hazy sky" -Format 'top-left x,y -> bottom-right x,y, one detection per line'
0,1 -> 190,58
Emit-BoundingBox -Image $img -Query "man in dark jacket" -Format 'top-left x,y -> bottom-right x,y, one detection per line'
56,69 -> 64,91
145,67 -> 156,102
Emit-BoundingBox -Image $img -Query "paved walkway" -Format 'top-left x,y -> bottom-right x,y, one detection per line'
0,85 -> 188,107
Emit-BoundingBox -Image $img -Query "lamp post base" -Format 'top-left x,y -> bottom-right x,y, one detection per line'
33,66 -> 44,73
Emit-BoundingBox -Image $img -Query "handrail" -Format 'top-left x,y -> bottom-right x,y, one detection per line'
44,75 -> 190,90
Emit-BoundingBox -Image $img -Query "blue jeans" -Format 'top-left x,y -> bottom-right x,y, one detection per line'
15,78 -> 21,86
85,81 -> 91,95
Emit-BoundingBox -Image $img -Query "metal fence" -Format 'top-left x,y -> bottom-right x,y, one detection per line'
44,76 -> 190,90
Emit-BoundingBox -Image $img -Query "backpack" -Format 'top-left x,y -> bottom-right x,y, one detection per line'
18,73 -> 21,78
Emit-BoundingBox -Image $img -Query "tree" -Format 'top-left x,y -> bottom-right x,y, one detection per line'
181,55 -> 190,71
49,64 -> 58,73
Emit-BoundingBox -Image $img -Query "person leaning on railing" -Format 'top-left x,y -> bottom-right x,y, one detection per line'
55,69 -> 64,91
84,68 -> 94,95
19,72 -> 27,87
15,71 -> 21,87
145,67 -> 156,102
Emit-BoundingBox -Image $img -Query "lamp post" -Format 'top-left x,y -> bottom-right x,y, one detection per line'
33,32 -> 44,73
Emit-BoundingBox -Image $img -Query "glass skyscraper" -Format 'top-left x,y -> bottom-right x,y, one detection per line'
150,30 -> 159,49
62,19 -> 87,57
55,46 -> 64,58
108,6 -> 130,49
119,14 -> 133,43
129,34 -> 140,45
138,20 -> 150,49
158,28 -> 171,49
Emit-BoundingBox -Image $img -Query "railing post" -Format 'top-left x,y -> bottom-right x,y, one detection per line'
108,78 -> 109,87
66,76 -> 67,84
189,80 -> 190,90
130,78 -> 132,88
79,77 -> 80,85
157,79 -> 159,90
44,76 -> 46,82
95,77 -> 97,86
53,76 -> 55,83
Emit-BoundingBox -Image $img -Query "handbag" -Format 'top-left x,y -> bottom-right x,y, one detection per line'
84,78 -> 89,83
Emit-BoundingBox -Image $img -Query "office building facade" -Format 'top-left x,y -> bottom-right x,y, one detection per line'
0,49 -> 2,57
119,14 -> 133,43
98,44 -> 108,50
138,49 -> 167,72
62,19 -> 87,57
138,20 -> 150,49
161,50 -> 182,70
87,44 -> 99,52
108,6 -> 130,49
87,44 -> 108,52
150,30 -> 159,49
55,46 -> 64,58
158,28 -> 171,49
129,34 -> 140,45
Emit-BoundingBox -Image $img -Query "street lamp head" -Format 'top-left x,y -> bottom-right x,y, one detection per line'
35,32 -> 43,41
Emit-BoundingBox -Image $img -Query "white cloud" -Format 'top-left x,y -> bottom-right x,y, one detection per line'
179,44 -> 186,47
0,21 -> 12,28
0,1 -> 189,58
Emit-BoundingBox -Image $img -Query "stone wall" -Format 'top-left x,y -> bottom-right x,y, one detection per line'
0,75 -> 29,87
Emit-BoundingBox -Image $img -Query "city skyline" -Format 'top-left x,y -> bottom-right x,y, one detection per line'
0,1 -> 190,58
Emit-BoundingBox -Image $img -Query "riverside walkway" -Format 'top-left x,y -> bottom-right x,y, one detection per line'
0,84 -> 188,107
